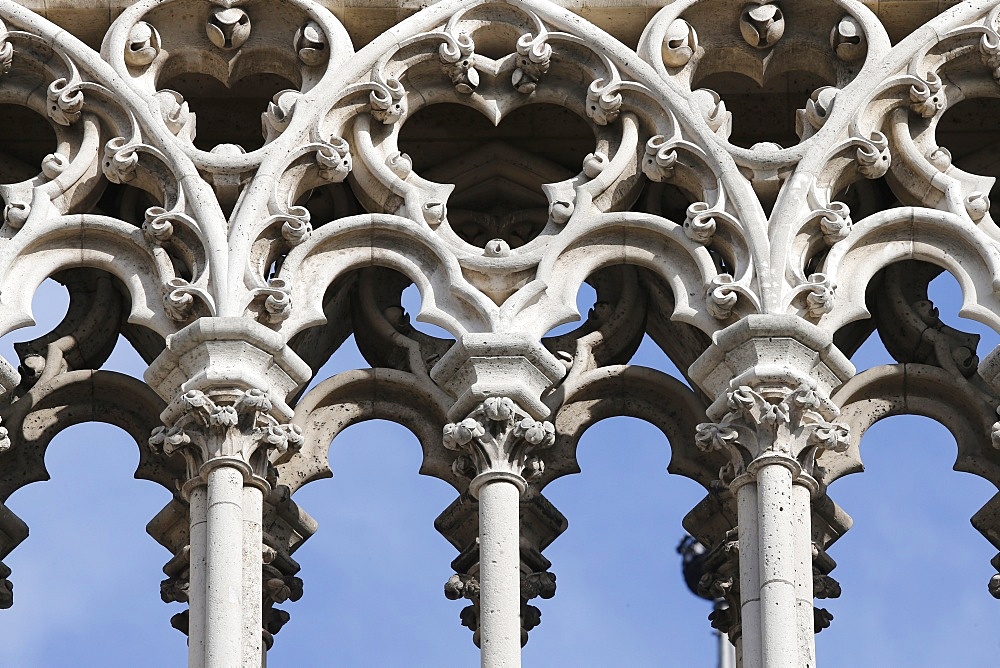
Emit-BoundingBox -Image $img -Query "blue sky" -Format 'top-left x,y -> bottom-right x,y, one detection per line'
1,273 -> 998,666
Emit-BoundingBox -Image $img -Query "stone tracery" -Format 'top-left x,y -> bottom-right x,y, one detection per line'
1,0 -> 1000,665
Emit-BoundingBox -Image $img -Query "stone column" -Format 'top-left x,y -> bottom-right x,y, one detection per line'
690,317 -> 854,668
442,397 -> 555,668
151,388 -> 304,668
146,319 -> 311,668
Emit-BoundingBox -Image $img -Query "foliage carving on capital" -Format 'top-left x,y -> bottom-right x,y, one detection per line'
443,397 -> 555,491
149,388 -> 303,483
695,384 -> 850,484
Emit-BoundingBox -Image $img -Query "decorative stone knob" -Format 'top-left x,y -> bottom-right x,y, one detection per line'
662,18 -> 698,67
295,21 -> 326,66
830,15 -> 865,61
740,3 -> 784,49
125,21 -> 160,67
207,7 -> 251,50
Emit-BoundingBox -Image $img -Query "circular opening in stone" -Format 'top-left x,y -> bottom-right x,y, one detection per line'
397,103 -> 595,248
159,72 -> 298,152
0,104 -> 57,184
694,70 -> 830,149
936,96 -> 1000,222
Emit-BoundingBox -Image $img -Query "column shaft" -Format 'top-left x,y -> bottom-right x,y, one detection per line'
188,486 -> 209,668
205,465 -> 246,668
736,481 -> 761,668
792,483 -> 815,667
477,478 -> 522,668
242,485 -> 264,667
755,463 -> 798,668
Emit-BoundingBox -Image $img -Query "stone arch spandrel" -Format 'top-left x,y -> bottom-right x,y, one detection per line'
284,367 -> 455,493
826,362 -> 1000,487
0,369 -> 175,501
819,207 -> 1000,336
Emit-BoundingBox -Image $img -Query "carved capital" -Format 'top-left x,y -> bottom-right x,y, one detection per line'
444,397 -> 555,496
149,388 -> 303,485
696,383 -> 849,485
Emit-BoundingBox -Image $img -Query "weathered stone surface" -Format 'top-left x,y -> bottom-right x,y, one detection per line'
2,0 -> 1000,665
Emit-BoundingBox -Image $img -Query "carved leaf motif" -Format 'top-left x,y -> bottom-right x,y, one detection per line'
707,274 -> 741,319
814,202 -> 852,245
855,132 -> 890,179
740,3 -> 784,49
47,78 -> 84,126
295,21 -> 327,66
662,18 -> 698,68
909,72 -> 943,118
125,21 -> 160,67
513,30 -> 552,93
370,80 -> 407,124
830,15 -> 865,61
643,135 -> 677,182
440,32 -> 479,94
315,138 -> 352,182
103,138 -> 139,184
808,422 -> 850,453
695,422 -> 739,453
683,202 -> 718,244
586,79 -> 622,125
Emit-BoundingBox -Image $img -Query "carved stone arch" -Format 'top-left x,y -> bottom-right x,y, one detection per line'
283,368 -> 456,493
0,216 -> 191,338
823,360 -> 1000,602
0,368 -> 174,607
0,369 -> 175,501
543,363 -> 738,596
819,207 -> 1000,336
545,364 -> 719,489
276,213 -> 497,338
826,363 -> 1000,484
